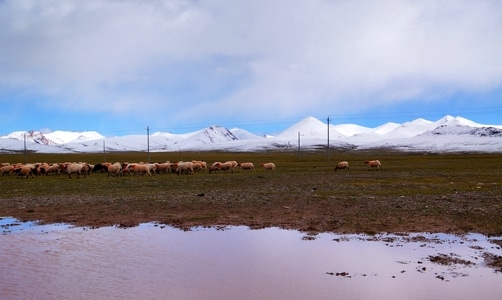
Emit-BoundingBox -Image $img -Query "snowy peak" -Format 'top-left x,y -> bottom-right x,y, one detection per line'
0,115 -> 501,153
277,116 -> 343,139
230,128 -> 261,140
45,130 -> 105,144
426,125 -> 502,137
4,130 -> 55,145
434,115 -> 480,127
187,126 -> 238,144
2,130 -> 104,145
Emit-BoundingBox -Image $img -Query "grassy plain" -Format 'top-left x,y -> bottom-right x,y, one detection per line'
1,150 -> 502,235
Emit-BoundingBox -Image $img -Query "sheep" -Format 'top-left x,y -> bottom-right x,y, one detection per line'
129,163 -> 152,176
238,162 -> 255,171
226,160 -> 238,169
46,164 -> 61,175
155,162 -> 172,174
365,160 -> 382,170
261,162 -> 276,171
176,161 -> 194,175
221,161 -> 236,173
92,163 -> 108,173
0,165 -> 15,176
15,165 -> 35,179
334,161 -> 350,171
81,162 -> 92,175
107,162 -> 123,177
147,163 -> 157,175
36,163 -> 50,175
63,163 -> 86,178
208,162 -> 222,174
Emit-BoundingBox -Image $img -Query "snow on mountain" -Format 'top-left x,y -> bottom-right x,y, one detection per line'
332,123 -> 374,137
384,118 -> 434,138
2,130 -> 104,145
3,130 -> 56,145
372,122 -> 401,135
44,130 -> 105,144
1,115 -> 501,153
276,116 -> 345,139
185,126 -> 238,144
230,128 -> 261,140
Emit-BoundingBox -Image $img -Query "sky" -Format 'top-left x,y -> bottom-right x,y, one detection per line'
1,0 -> 502,137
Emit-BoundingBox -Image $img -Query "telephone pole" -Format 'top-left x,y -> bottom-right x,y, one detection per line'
327,116 -> 331,161
23,133 -> 27,164
297,131 -> 304,160
103,140 -> 106,162
147,126 -> 150,163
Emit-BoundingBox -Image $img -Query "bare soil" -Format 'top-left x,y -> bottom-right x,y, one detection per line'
1,157 -> 502,236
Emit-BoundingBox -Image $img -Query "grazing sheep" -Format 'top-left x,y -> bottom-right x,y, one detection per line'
364,160 -> 382,170
107,162 -> 123,177
46,164 -> 61,175
208,162 -> 222,174
155,162 -> 172,174
261,162 -> 276,171
129,163 -> 152,176
226,160 -> 238,169
15,165 -> 35,179
36,163 -> 50,175
0,165 -> 15,176
334,161 -> 350,171
63,163 -> 86,178
214,161 -> 234,173
238,162 -> 255,171
92,163 -> 109,173
176,161 -> 194,175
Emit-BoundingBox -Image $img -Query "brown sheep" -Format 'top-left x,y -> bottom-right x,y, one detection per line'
15,165 -> 35,179
129,163 -> 152,176
63,163 -> 86,178
155,162 -> 172,174
208,162 -> 222,174
261,162 -> 276,171
213,161 -> 234,173
176,161 -> 194,175
0,165 -> 15,176
238,162 -> 255,171
107,162 -> 123,177
334,161 -> 350,171
365,160 -> 382,170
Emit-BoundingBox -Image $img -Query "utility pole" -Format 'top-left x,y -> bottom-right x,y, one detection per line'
103,140 -> 106,162
147,126 -> 150,163
327,116 -> 331,161
23,133 -> 27,164
297,131 -> 301,160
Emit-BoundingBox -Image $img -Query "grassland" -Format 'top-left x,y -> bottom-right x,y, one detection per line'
1,150 -> 502,235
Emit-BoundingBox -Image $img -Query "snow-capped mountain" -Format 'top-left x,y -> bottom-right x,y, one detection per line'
4,130 -> 105,145
1,115 -> 501,153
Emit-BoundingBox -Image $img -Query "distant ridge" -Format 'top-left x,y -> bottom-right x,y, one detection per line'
1,115 -> 501,153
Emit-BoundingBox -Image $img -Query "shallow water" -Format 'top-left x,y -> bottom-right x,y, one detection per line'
1,217 -> 501,300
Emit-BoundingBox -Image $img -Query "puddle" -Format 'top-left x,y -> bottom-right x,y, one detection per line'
1,217 -> 501,300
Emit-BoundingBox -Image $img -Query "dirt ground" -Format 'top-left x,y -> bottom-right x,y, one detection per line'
1,169 -> 501,236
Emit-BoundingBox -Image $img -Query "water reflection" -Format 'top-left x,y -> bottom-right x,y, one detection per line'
1,217 -> 501,300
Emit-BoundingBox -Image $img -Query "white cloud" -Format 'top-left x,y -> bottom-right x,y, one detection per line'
1,0 -> 501,124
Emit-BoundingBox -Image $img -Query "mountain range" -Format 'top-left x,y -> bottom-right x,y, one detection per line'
1,115 -> 501,153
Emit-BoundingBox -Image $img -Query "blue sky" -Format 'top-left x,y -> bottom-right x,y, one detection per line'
1,0 -> 501,137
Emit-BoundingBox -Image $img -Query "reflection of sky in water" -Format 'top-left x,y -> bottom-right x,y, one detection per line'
1,218 -> 501,300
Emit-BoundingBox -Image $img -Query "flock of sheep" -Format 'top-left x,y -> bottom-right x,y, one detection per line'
0,160 -> 278,179
0,159 -> 381,179
334,160 -> 382,171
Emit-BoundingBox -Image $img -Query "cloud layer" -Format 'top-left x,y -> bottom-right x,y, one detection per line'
1,0 -> 501,132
